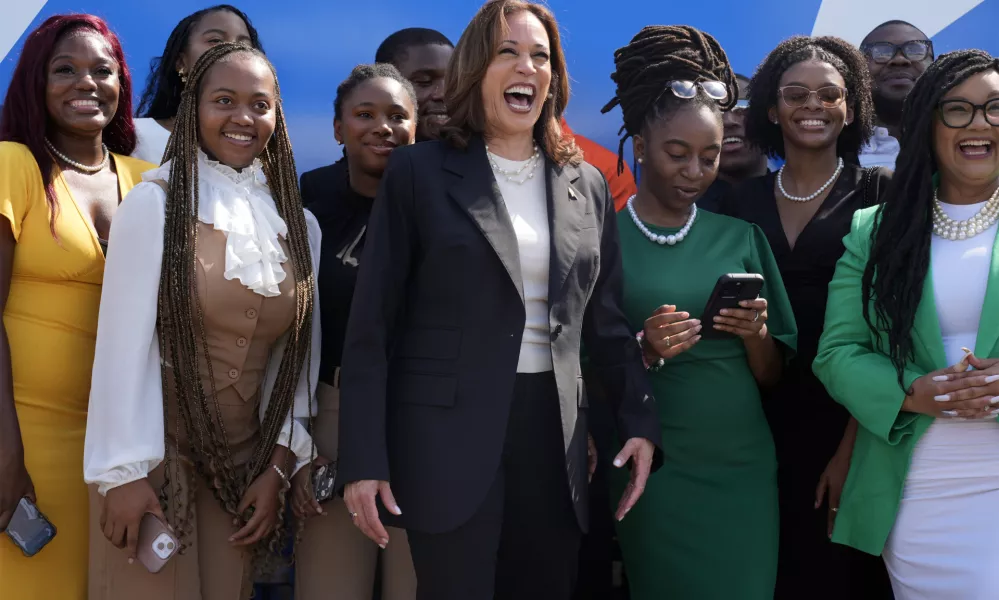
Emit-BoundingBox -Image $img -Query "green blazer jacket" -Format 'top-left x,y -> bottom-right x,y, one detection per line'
813,205 -> 999,556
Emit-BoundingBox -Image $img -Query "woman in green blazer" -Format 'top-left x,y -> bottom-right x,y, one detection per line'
813,50 -> 999,599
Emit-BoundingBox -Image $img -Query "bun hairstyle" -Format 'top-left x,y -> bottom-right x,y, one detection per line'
862,49 -> 999,389
601,25 -> 737,174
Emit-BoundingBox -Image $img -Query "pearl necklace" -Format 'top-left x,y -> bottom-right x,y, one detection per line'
626,195 -> 697,246
932,186 -> 999,240
485,143 -> 540,184
45,139 -> 109,173
777,157 -> 844,202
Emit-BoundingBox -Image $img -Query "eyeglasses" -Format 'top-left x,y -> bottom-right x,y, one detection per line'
937,99 -> 999,128
861,40 -> 933,64
656,80 -> 730,104
778,85 -> 847,108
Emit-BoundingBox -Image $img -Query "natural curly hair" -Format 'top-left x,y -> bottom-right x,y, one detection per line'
745,35 -> 875,160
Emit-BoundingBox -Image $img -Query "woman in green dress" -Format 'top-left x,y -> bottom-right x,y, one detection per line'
600,26 -> 797,599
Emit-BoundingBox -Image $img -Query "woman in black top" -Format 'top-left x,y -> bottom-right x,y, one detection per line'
292,63 -> 419,600
719,36 -> 893,599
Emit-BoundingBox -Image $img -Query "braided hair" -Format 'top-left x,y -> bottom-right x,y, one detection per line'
137,5 -> 262,120
601,25 -> 737,174
863,49 -> 999,389
744,35 -> 874,159
157,42 -> 314,561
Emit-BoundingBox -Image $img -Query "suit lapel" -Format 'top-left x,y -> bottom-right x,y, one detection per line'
975,227 -> 999,356
547,161 -> 584,306
445,136 -> 524,303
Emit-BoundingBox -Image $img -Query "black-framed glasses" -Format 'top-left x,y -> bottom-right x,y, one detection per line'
778,85 -> 847,108
937,99 -> 999,128
861,40 -> 933,64
656,79 -> 730,104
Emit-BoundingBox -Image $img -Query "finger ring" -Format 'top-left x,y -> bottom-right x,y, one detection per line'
664,335 -> 672,348
831,507 -> 839,513
753,310 -> 760,322
349,512 -> 358,520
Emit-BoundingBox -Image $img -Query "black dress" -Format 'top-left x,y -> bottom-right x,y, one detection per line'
718,164 -> 895,600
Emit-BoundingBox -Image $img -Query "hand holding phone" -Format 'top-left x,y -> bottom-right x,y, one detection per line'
136,513 -> 178,573
101,478 -> 168,562
4,497 -> 56,557
700,274 -> 766,340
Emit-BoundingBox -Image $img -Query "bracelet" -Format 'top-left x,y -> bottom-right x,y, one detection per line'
269,463 -> 288,482
635,331 -> 665,372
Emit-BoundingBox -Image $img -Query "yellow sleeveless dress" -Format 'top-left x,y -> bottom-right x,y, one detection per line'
0,142 -> 153,599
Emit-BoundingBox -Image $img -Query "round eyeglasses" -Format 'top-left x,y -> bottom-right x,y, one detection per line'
778,85 -> 847,108
937,99 -> 999,129
861,40 -> 933,64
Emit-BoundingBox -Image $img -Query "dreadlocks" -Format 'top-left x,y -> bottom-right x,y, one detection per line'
157,41 -> 314,558
863,49 -> 999,390
601,25 -> 737,174
744,35 -> 875,160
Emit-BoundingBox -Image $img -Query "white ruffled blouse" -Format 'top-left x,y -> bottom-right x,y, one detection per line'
83,152 -> 322,495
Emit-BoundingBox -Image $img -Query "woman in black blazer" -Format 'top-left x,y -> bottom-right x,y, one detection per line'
337,1 -> 661,598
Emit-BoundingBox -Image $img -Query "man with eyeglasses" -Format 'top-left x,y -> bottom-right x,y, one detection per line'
859,20 -> 934,168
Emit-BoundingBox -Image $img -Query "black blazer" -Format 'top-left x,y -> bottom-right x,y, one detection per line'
338,135 -> 662,534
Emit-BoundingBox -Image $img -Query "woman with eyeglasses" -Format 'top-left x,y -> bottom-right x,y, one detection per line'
600,26 -> 796,600
814,49 -> 999,600
719,36 -> 894,600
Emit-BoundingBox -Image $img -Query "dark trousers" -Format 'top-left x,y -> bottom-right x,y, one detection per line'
407,372 -> 582,600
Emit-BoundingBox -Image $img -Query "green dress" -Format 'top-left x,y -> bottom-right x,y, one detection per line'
612,208 -> 797,600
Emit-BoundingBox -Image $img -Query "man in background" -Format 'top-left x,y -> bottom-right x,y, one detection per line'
561,118 -> 637,211
859,20 -> 933,168
376,28 -> 454,142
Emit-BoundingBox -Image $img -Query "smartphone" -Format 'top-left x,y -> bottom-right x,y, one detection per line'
4,497 -> 56,557
700,273 -> 765,340
136,513 -> 178,574
312,461 -> 338,505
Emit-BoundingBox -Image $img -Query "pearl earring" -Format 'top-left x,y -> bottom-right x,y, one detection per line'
547,92 -> 554,99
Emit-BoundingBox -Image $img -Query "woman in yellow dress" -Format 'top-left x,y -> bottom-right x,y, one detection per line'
0,14 -> 153,599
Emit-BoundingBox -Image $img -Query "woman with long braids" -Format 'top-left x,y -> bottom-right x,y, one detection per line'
0,15 -> 151,598
132,5 -> 262,164
814,50 -> 999,599
720,36 -> 893,599
601,25 -> 795,599
83,42 -> 320,599
292,63 -> 418,600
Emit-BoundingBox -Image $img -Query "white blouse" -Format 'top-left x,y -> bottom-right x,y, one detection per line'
132,117 -> 172,165
83,152 -> 322,496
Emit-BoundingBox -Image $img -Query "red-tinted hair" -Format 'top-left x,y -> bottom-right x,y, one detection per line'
0,14 -> 136,236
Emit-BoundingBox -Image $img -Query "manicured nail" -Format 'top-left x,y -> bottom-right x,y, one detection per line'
986,375 -> 999,383
679,312 -> 689,318
713,317 -> 722,322
694,325 -> 702,333
693,336 -> 702,342
228,536 -> 235,542
719,309 -> 729,316
942,410 -> 958,417
691,319 -> 700,325
379,543 -> 387,549
394,505 -> 402,515
935,395 -> 950,402
128,558 -> 134,565
933,375 -> 949,382
990,397 -> 999,405
613,458 -> 623,467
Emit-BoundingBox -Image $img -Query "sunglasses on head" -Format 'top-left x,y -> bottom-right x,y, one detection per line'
655,80 -> 730,105
861,40 -> 933,64
778,85 -> 848,109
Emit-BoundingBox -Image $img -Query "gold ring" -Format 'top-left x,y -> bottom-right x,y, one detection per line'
349,512 -> 358,520
664,335 -> 672,348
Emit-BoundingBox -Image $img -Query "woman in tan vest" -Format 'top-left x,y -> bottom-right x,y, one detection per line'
83,42 -> 320,600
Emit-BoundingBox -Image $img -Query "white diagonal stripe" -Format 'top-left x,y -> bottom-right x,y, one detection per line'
811,0 -> 985,45
1,0 -> 48,62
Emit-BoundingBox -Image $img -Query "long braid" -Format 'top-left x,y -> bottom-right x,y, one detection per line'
156,42 -> 315,560
744,36 -> 875,160
601,25 -> 737,174
862,50 -> 999,389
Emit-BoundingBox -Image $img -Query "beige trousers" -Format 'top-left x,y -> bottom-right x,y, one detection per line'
295,382 -> 416,600
88,459 -> 253,600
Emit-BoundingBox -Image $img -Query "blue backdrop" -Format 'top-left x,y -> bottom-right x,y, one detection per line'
3,0 -> 998,173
